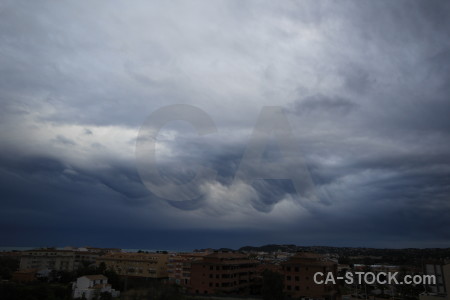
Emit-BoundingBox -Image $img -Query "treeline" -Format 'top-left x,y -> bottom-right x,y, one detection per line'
0,282 -> 72,300
0,257 -> 19,280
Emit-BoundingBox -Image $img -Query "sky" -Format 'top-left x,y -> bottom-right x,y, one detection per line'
1,0 -> 450,250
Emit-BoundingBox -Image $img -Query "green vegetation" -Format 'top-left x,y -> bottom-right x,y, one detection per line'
0,257 -> 19,280
0,282 -> 72,300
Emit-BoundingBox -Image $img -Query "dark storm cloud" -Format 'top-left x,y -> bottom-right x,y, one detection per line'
0,155 -> 147,202
1,0 -> 450,248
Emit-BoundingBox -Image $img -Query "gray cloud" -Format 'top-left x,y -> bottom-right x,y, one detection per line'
292,95 -> 358,116
1,0 -> 449,248
52,135 -> 76,146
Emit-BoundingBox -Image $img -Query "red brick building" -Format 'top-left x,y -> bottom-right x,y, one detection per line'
12,269 -> 38,282
189,252 -> 258,295
167,252 -> 208,288
282,252 -> 339,300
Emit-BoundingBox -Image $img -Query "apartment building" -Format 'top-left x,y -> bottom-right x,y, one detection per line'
282,252 -> 339,300
420,263 -> 450,300
19,249 -> 99,272
96,252 -> 169,278
167,252 -> 208,287
189,252 -> 258,295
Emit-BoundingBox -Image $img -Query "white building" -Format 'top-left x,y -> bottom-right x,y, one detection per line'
72,275 -> 120,299
19,249 -> 99,272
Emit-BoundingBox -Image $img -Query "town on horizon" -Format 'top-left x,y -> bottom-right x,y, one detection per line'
2,244 -> 450,253
1,244 -> 449,300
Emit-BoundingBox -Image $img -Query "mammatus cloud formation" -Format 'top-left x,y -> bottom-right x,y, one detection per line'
0,0 -> 449,249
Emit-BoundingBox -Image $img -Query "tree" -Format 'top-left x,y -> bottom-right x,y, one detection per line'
98,262 -> 107,274
0,257 -> 19,280
104,269 -> 121,290
339,255 -> 351,265
99,292 -> 113,300
261,269 -> 284,300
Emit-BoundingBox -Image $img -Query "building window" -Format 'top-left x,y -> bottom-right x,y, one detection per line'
295,267 -> 299,272
295,286 -> 299,291
287,276 -> 291,281
295,276 -> 299,281
287,285 -> 292,291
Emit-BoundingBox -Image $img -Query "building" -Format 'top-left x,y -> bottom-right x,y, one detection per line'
420,263 -> 450,300
426,264 -> 448,294
11,268 -> 38,282
19,248 -> 99,272
167,252 -> 208,288
282,252 -> 339,300
63,246 -> 122,254
96,252 -> 169,278
72,275 -> 120,300
189,252 -> 258,295
353,264 -> 400,273
0,251 -> 22,260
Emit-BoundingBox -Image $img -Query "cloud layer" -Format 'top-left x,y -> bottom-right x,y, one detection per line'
1,0 -> 449,249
